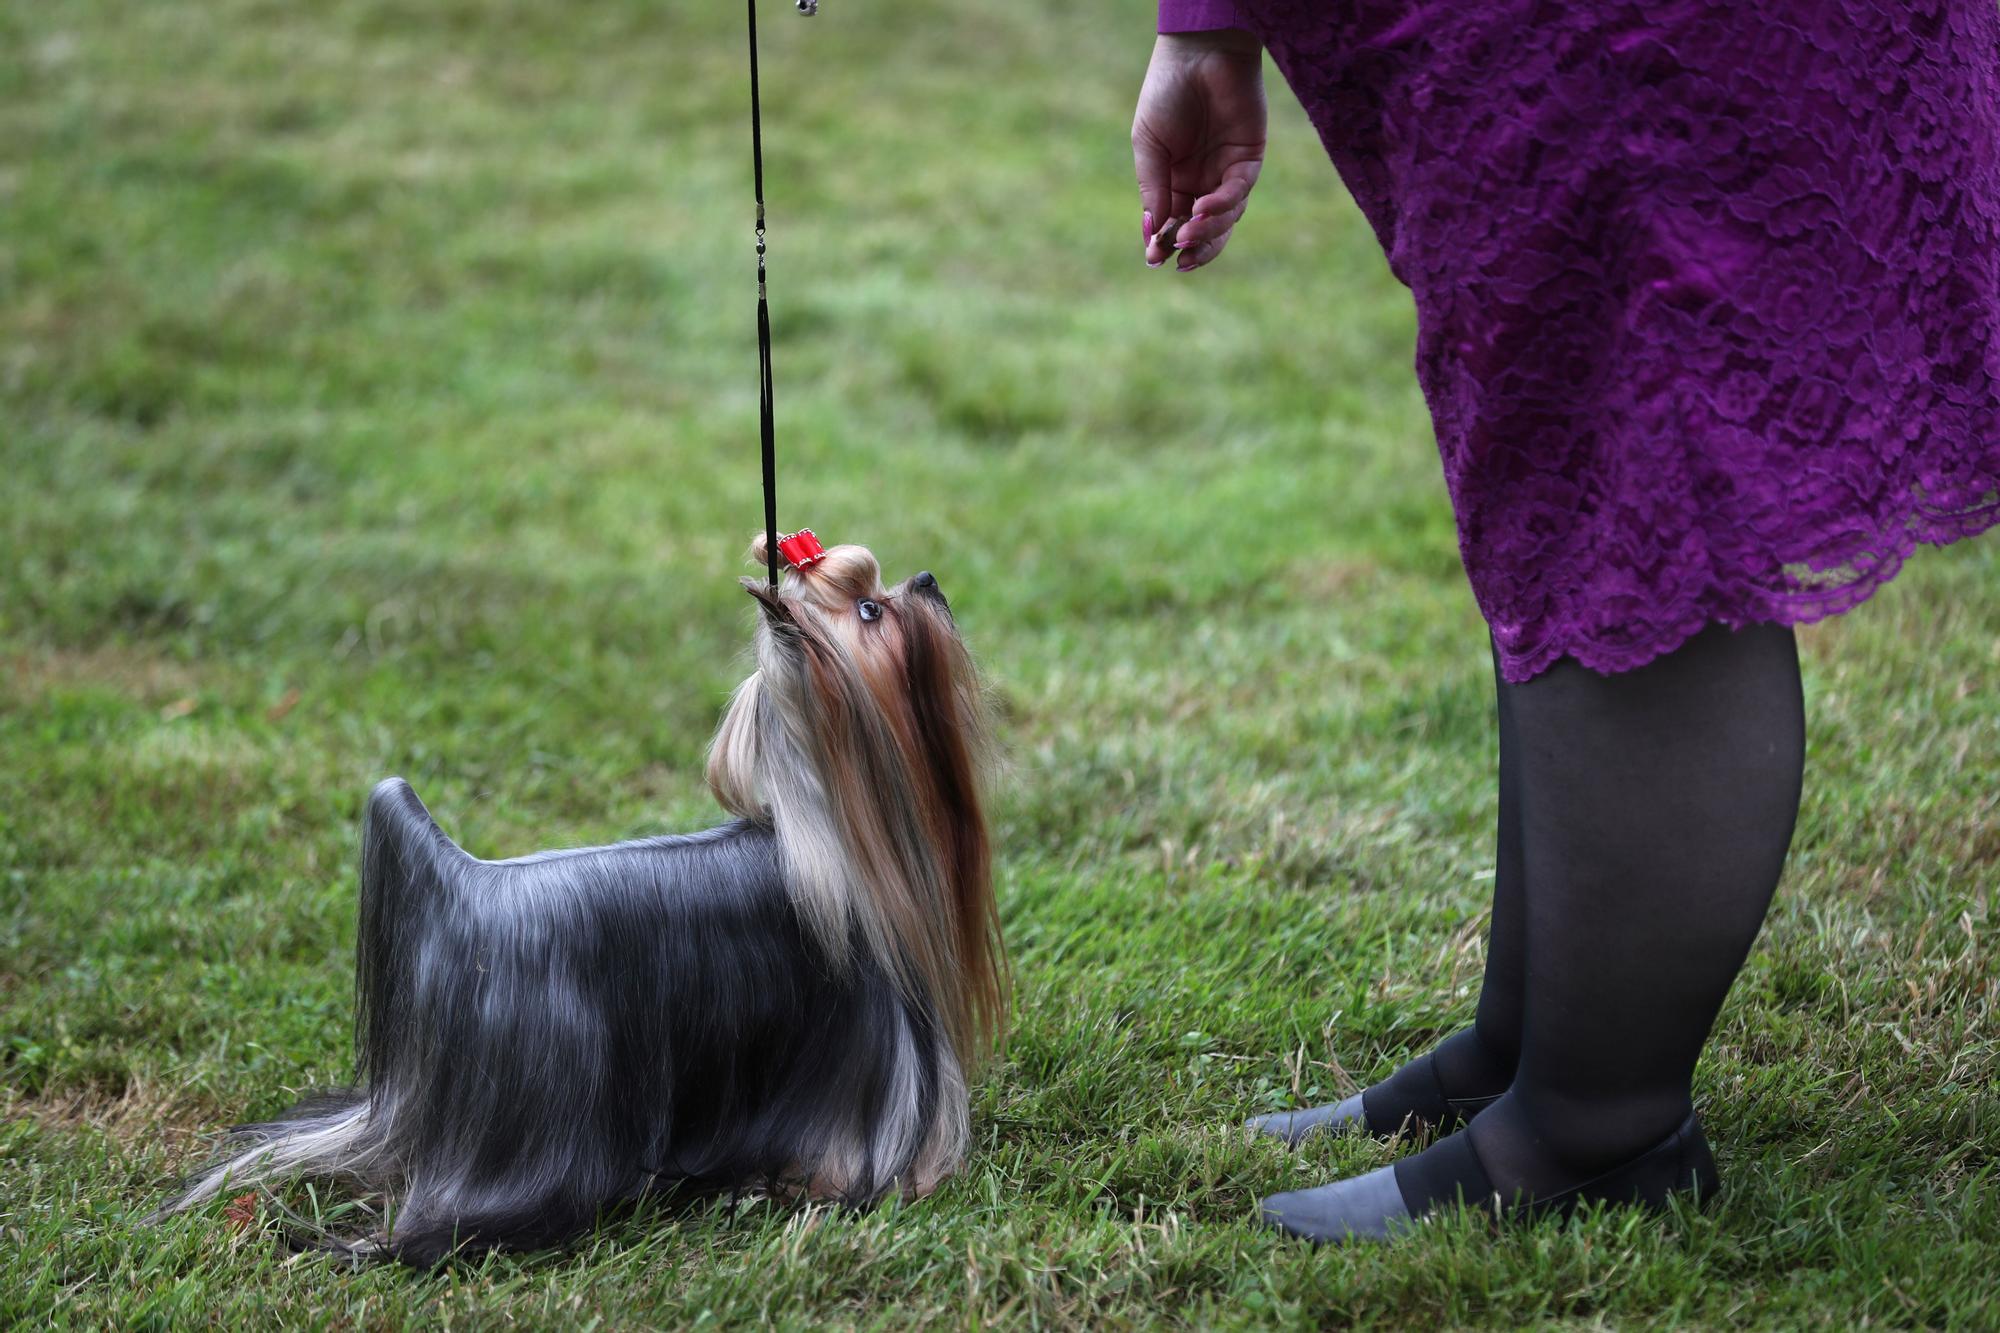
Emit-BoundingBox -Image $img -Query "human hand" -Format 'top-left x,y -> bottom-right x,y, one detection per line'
1131,30 -> 1267,272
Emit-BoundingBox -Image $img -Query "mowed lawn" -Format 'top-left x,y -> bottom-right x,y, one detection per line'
4,0 -> 1997,1326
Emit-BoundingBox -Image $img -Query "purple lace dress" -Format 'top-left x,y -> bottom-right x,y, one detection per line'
1159,0 -> 2000,680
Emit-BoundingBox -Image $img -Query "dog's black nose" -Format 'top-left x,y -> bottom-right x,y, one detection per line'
910,570 -> 950,616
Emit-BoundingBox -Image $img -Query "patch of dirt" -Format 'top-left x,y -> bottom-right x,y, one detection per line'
4,1075 -> 223,1162
2,647 -> 206,709
1281,556 -> 1384,602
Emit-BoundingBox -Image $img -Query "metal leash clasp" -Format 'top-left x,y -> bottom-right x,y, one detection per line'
795,0 -> 818,13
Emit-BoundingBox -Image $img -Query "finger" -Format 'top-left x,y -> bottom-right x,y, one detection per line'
1172,199 -> 1245,252
1148,201 -> 1198,267
1174,157 -> 1259,256
1175,231 -> 1229,273
1191,158 -> 1262,222
1133,132 -> 1174,266
1148,209 -> 1195,268
1158,165 -> 1203,266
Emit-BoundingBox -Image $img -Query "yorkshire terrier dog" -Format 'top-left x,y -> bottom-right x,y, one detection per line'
160,532 -> 1005,1264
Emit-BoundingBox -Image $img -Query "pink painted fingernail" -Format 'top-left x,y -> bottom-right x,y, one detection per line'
1175,214 -> 1205,248
1143,210 -> 1154,245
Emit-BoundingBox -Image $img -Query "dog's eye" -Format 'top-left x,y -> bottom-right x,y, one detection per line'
857,599 -> 883,623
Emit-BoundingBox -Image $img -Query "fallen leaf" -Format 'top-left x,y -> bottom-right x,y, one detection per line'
225,1191 -> 259,1232
266,687 -> 301,723
160,697 -> 197,721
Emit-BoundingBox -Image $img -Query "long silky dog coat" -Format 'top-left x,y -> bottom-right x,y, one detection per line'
162,540 -> 1004,1263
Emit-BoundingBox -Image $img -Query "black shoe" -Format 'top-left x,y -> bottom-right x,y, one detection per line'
1245,1092 -> 1370,1146
1257,1111 -> 1719,1244
1248,1037 -> 1504,1147
1513,1110 -> 1719,1222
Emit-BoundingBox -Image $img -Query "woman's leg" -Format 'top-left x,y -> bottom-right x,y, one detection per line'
1464,621 -> 1805,1190
1251,644 -> 1524,1144
1262,623 -> 1805,1239
1425,639 -> 1527,1101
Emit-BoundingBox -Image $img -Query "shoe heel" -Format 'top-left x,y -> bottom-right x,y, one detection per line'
1529,1112 -> 1721,1218
1676,1116 -> 1721,1203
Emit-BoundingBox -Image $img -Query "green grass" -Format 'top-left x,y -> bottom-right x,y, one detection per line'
3,0 -> 1997,1326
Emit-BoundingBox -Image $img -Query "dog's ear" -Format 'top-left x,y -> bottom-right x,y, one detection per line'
741,577 -> 796,630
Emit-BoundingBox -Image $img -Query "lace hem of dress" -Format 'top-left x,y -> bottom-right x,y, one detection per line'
1494,492 -> 2000,682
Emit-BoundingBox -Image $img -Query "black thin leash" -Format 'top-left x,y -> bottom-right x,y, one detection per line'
747,0 -> 816,591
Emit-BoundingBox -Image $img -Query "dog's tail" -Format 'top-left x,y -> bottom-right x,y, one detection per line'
155,1090 -> 380,1218
353,775 -> 470,1092
157,777 -> 461,1222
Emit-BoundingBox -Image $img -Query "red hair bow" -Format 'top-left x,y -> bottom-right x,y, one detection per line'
777,529 -> 826,570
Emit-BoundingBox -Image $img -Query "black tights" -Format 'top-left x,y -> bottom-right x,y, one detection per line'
1402,623 -> 1804,1191
1428,636 -> 1530,1098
